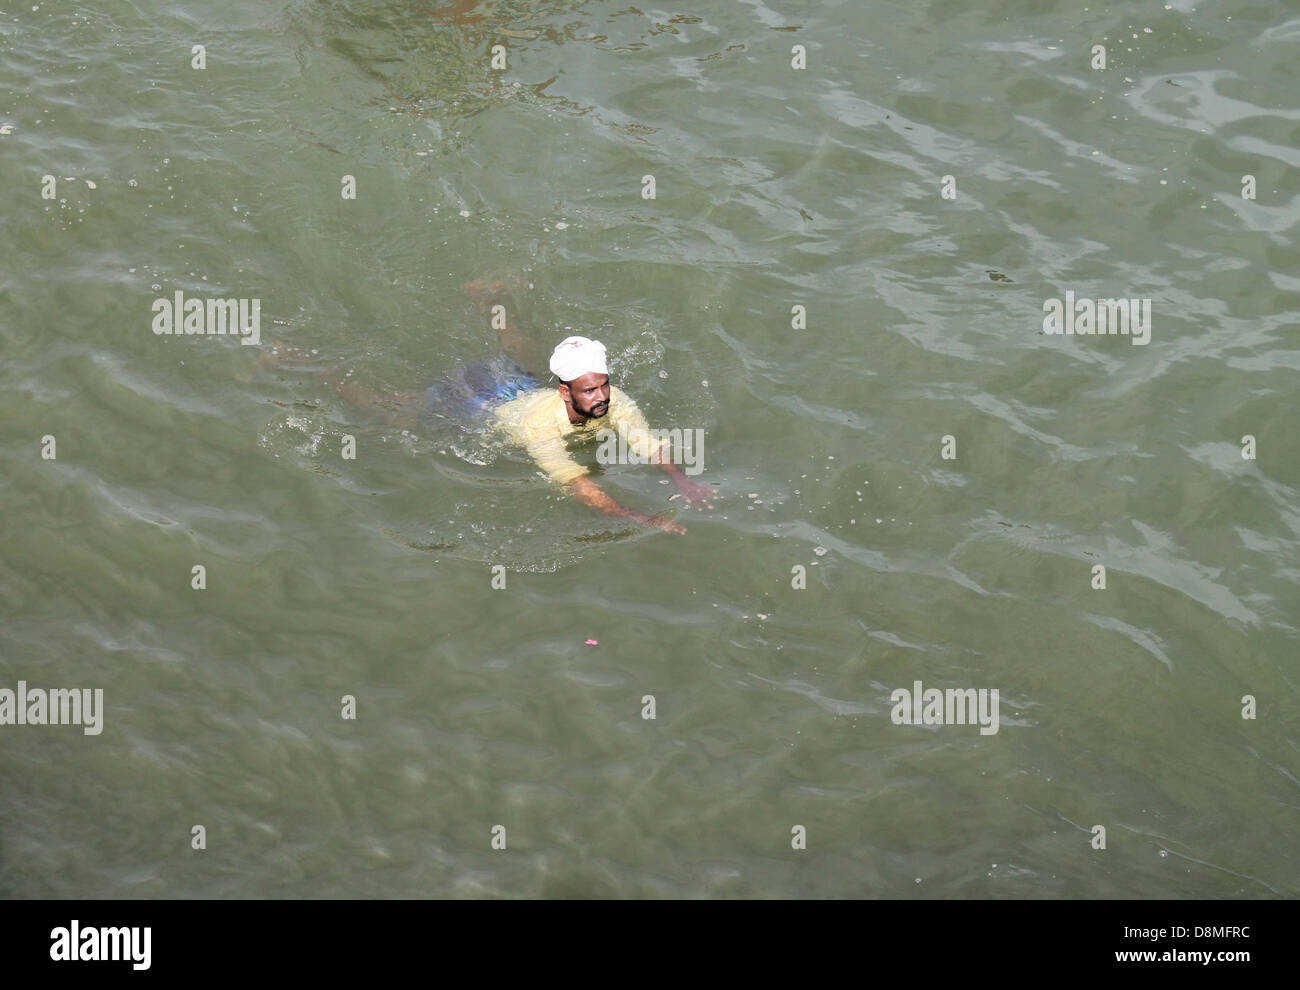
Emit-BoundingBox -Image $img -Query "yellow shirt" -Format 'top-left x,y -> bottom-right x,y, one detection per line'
493,385 -> 667,484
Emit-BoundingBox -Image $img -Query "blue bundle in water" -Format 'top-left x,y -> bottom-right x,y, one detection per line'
422,354 -> 542,423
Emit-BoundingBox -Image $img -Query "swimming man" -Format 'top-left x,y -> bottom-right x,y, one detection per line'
251,280 -> 717,534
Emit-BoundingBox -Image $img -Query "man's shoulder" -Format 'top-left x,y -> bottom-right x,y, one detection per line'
495,387 -> 561,431
608,385 -> 649,421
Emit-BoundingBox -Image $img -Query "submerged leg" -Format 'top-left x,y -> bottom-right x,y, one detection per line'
462,276 -> 547,378
248,342 -> 426,428
325,377 -> 427,428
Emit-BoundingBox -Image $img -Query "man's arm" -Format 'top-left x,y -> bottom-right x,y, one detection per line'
569,476 -> 686,535
519,432 -> 684,534
610,394 -> 718,511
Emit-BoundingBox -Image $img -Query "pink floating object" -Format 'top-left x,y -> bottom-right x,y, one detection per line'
585,639 -> 598,645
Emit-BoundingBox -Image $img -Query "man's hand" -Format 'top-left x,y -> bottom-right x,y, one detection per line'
638,512 -> 687,536
653,454 -> 719,511
673,476 -> 718,511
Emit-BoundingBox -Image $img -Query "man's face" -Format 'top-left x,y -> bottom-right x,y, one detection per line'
565,372 -> 611,418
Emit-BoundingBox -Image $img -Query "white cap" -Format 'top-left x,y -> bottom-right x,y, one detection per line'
549,335 -> 608,382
